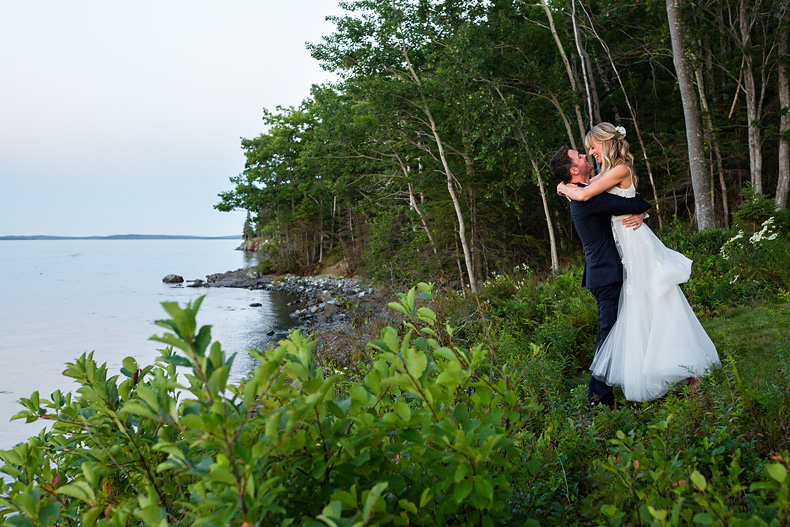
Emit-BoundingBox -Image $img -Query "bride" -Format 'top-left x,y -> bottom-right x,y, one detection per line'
557,122 -> 720,402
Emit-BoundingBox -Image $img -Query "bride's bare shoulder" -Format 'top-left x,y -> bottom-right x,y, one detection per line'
609,164 -> 632,188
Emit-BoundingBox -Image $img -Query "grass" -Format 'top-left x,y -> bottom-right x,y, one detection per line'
701,299 -> 790,390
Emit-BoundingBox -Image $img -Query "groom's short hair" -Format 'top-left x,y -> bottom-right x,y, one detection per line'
550,145 -> 574,184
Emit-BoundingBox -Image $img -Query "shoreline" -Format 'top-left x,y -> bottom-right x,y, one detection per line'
196,268 -> 395,365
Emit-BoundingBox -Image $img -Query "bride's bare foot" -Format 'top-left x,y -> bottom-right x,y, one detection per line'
687,377 -> 701,394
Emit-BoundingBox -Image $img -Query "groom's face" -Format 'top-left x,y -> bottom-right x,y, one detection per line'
568,149 -> 591,181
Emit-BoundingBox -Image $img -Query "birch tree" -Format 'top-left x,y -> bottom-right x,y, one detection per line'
666,0 -> 715,230
777,0 -> 790,208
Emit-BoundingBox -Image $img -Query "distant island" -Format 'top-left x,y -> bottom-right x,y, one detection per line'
0,235 -> 242,241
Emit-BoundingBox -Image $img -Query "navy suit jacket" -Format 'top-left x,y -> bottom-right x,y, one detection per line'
569,185 -> 652,289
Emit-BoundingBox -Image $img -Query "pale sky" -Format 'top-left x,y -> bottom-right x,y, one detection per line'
0,1 -> 344,236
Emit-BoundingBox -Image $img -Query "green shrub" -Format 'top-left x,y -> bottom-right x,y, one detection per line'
256,259 -> 275,275
658,215 -> 790,314
477,267 -> 597,373
0,285 -> 523,526
2,283 -> 789,526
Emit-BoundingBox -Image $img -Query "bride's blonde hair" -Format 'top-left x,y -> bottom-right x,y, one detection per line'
585,122 -> 636,188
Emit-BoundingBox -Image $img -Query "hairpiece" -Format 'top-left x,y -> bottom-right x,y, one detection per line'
615,126 -> 626,138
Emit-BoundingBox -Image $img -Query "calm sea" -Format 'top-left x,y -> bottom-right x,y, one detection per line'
0,239 -> 297,450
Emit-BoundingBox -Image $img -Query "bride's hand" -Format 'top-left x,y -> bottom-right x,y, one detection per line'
622,213 -> 645,230
556,183 -> 566,196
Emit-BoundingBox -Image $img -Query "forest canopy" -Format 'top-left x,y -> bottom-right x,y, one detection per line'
216,0 -> 790,287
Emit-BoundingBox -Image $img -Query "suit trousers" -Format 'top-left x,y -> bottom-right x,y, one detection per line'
587,280 -> 622,407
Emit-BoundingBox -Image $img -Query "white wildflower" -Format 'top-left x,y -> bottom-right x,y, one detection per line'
749,217 -> 779,245
720,230 -> 744,260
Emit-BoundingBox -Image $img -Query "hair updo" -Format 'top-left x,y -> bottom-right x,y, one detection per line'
585,122 -> 636,187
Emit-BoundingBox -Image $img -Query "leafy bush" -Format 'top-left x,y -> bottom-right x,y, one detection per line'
2,283 -> 789,526
660,216 -> 790,314
475,266 -> 597,374
0,285 -> 522,526
256,258 -> 275,275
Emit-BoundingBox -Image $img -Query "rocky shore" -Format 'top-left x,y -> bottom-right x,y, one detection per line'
187,268 -> 396,365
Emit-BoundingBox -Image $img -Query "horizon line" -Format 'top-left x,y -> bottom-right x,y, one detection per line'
0,234 -> 242,240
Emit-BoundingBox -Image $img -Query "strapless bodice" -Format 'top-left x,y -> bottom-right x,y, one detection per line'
608,183 -> 636,219
606,183 -> 636,198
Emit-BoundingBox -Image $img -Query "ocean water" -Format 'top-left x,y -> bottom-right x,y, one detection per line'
0,239 -> 297,450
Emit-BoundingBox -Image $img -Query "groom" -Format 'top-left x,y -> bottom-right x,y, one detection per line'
550,145 -> 651,408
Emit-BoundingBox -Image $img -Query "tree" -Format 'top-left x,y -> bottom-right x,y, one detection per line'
777,0 -> 790,208
666,0 -> 715,230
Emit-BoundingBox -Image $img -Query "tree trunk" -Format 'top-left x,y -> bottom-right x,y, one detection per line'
571,0 -> 594,128
541,0 -> 586,145
464,159 -> 480,286
407,180 -> 440,260
529,157 -> 559,271
694,62 -> 729,226
666,0 -> 715,230
777,3 -> 790,208
454,235 -> 466,297
739,0 -> 763,193
402,47 -> 478,293
583,48 -> 602,124
548,91 -> 579,151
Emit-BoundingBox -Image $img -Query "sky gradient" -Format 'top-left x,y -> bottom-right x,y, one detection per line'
0,1 -> 343,236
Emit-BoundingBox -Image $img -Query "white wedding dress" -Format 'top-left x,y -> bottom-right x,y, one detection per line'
590,183 -> 721,401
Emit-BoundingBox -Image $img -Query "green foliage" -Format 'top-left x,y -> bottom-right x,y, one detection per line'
3,226 -> 790,524
474,265 -> 597,374
0,287 -> 522,526
256,259 -> 275,275
3,275 -> 790,524
216,0 -> 790,284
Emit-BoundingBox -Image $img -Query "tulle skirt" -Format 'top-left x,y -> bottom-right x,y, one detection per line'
590,219 -> 721,401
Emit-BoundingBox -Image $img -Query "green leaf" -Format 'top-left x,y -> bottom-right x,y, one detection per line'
416,282 -> 433,296
82,506 -> 102,527
420,487 -> 432,508
122,356 -> 138,374
647,506 -> 667,521
134,505 -> 168,527
406,287 -> 416,314
317,500 -> 342,527
388,302 -> 410,317
393,401 -> 411,422
398,499 -> 418,515
692,512 -> 717,525
416,307 -> 436,326
453,478 -> 473,503
690,470 -> 707,491
362,482 -> 388,523
5,516 -> 34,527
434,347 -> 457,361
474,477 -> 494,503
455,462 -> 471,483
56,480 -> 96,505
766,463 -> 788,483
332,486 -> 358,509
38,502 -> 62,527
403,348 -> 427,378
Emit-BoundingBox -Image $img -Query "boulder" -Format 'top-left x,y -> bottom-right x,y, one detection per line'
163,274 -> 184,284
